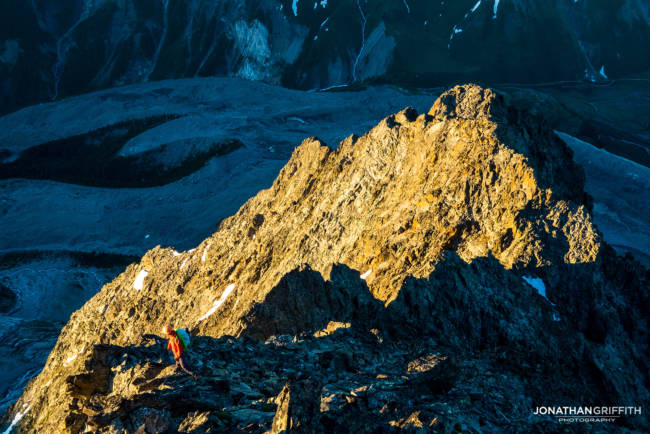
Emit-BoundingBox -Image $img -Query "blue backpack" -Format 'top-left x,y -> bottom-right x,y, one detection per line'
176,328 -> 191,351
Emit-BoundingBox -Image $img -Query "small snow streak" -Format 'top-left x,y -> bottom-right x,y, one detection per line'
134,269 -> 149,290
471,0 -> 481,13
599,65 -> 608,79
523,276 -> 551,302
64,346 -> 85,365
402,0 -> 411,14
198,284 -> 236,321
202,244 -> 210,262
360,270 -> 372,280
449,25 -> 463,44
3,404 -> 31,434
493,0 -> 500,19
292,0 -> 299,16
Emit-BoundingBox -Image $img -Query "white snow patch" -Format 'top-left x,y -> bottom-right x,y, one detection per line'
172,250 -> 181,256
134,269 -> 149,290
145,234 -> 150,239
360,269 -> 372,280
449,25 -> 463,42
292,0 -> 299,16
3,404 -> 30,434
181,258 -> 189,270
493,0 -> 500,19
471,0 -> 482,13
320,0 -> 328,6
198,284 -> 236,321
320,17 -> 329,28
64,346 -> 85,366
523,276 -> 551,302
403,0 -> 411,14
599,65 -> 608,79
202,244 -> 210,262
552,312 -> 561,322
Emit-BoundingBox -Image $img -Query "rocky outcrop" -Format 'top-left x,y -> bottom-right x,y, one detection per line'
3,84 -> 648,432
271,379 -> 322,433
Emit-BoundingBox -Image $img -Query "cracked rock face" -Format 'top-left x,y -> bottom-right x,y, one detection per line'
3,84 -> 648,433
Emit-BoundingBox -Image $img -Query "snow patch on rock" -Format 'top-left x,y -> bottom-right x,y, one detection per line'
523,276 -> 549,300
198,284 -> 236,322
599,65 -> 608,79
202,244 -> 211,263
2,403 -> 30,434
133,269 -> 149,291
64,345 -> 85,366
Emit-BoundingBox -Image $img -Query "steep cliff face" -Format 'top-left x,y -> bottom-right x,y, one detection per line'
3,85 -> 648,432
2,0 -> 650,114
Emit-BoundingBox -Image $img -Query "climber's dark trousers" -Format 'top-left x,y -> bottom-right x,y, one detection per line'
175,355 -> 197,378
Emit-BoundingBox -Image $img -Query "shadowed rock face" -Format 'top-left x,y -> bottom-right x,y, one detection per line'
2,0 -> 650,114
3,84 -> 648,432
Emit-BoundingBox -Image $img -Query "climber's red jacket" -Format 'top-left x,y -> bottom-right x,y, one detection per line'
167,333 -> 184,359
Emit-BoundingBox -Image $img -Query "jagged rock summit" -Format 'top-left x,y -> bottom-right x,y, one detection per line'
4,85 -> 648,432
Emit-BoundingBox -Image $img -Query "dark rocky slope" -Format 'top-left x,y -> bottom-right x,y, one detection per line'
3,84 -> 648,432
2,0 -> 650,114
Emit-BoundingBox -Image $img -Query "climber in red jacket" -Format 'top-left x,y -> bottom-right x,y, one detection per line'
163,324 -> 199,380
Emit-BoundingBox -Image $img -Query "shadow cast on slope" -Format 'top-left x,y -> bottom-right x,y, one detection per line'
0,115 -> 243,188
6,255 -> 647,432
237,255 -> 649,430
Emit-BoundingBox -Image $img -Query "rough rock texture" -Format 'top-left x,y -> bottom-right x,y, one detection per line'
0,80 -> 435,407
271,379 -> 322,433
3,84 -> 649,432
